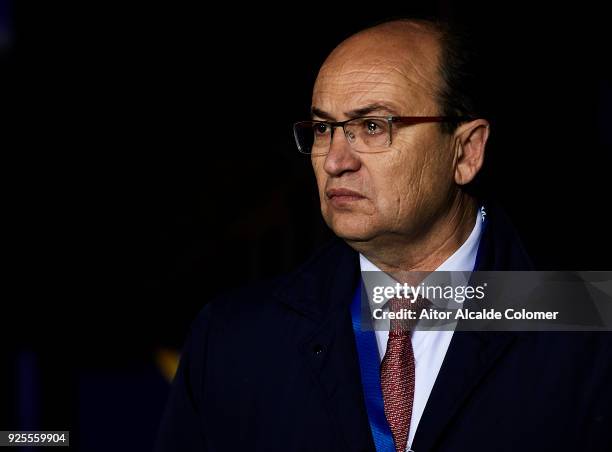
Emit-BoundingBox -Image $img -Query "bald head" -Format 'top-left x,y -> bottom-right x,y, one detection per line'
314,20 -> 446,119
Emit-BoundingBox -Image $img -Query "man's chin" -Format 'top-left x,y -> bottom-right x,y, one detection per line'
327,216 -> 377,243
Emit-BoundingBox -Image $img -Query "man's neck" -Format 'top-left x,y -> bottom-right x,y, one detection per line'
349,194 -> 478,273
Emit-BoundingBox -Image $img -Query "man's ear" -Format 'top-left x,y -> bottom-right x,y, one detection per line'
453,119 -> 490,186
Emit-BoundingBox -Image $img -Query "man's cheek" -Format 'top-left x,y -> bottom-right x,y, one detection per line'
375,191 -> 398,219
312,167 -> 326,193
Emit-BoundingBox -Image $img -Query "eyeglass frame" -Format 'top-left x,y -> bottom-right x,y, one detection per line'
293,115 -> 472,154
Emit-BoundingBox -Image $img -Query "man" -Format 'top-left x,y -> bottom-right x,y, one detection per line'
156,19 -> 611,451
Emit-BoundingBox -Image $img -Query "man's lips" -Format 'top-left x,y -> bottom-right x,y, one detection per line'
325,188 -> 366,205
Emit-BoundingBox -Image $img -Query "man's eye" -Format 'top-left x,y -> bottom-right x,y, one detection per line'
314,123 -> 330,135
365,120 -> 382,134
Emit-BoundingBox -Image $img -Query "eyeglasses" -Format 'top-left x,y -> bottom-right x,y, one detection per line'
293,116 -> 469,155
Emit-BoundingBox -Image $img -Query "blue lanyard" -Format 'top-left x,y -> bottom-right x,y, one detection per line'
350,282 -> 395,451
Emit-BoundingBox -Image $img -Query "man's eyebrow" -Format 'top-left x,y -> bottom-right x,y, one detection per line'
311,107 -> 335,120
346,103 -> 400,118
311,103 -> 400,120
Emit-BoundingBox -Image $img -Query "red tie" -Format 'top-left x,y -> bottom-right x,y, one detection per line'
380,296 -> 428,452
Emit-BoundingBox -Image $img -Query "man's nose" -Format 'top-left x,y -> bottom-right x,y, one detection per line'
323,127 -> 361,176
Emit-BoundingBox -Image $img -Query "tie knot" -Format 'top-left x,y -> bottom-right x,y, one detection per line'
388,296 -> 430,334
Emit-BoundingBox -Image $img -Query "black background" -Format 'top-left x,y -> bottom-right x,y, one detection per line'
4,1 -> 611,450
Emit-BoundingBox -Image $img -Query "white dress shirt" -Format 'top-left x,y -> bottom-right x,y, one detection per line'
359,209 -> 483,450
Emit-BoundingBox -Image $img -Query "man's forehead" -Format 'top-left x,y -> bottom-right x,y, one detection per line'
315,58 -> 422,88
312,55 -> 440,117
313,64 -> 411,113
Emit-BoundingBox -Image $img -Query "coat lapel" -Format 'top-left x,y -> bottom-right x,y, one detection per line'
411,330 -> 517,451
413,201 -> 534,450
276,239 -> 376,451
299,307 -> 377,451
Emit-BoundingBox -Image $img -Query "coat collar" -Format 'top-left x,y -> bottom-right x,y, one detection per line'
274,237 -> 360,319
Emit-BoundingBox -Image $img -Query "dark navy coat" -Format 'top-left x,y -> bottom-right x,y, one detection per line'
156,204 -> 612,451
